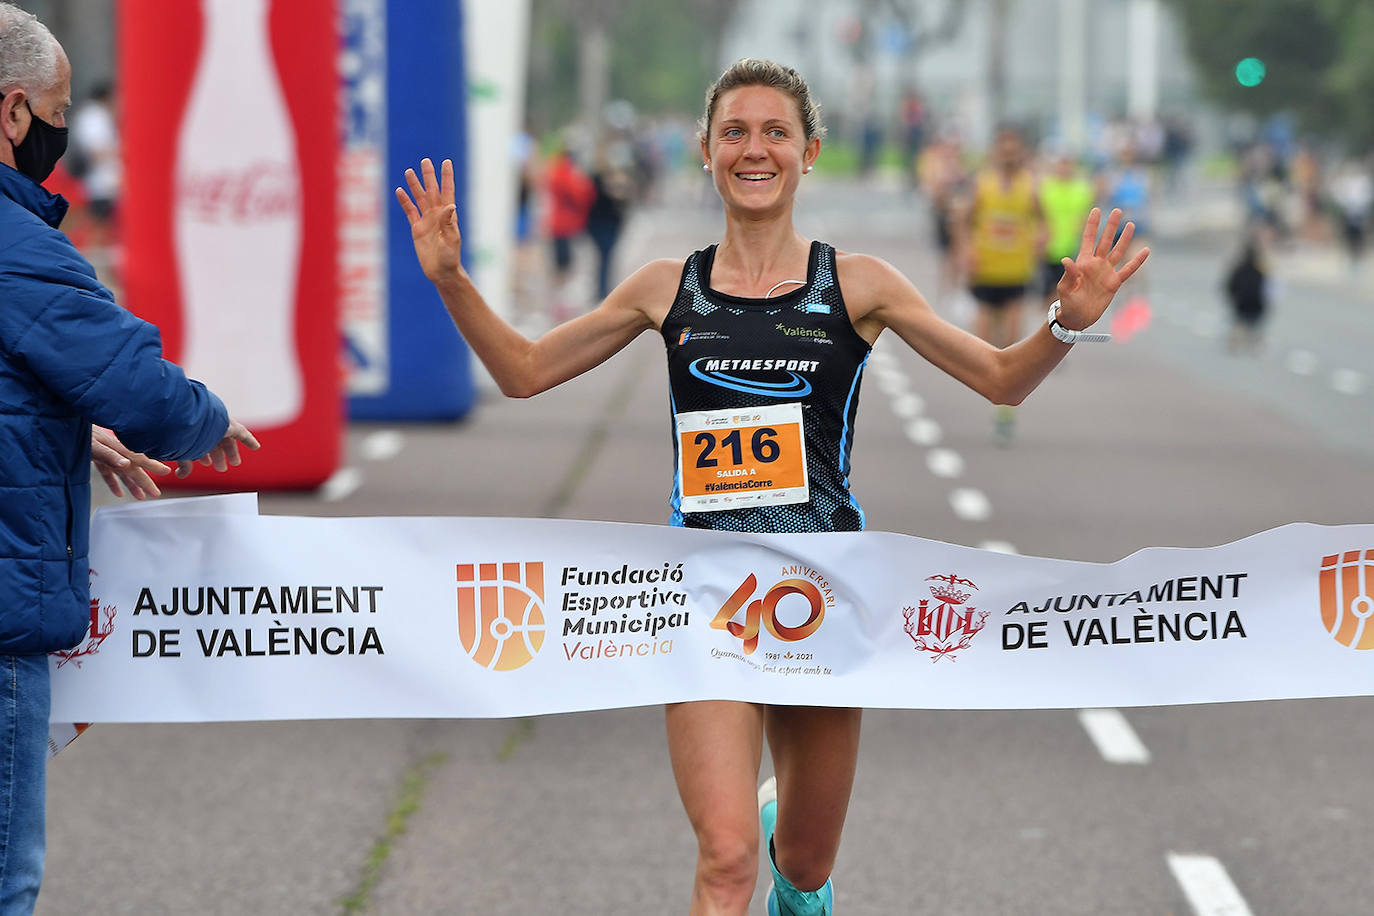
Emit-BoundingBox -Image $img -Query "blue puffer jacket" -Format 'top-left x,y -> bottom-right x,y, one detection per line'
0,164 -> 228,654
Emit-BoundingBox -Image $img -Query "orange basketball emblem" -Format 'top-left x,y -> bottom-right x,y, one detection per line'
1320,550 -> 1374,650
456,562 -> 546,671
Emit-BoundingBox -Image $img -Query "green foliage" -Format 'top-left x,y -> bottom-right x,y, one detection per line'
526,1 -> 580,135
608,3 -> 718,116
1164,0 -> 1374,146
526,0 -> 724,132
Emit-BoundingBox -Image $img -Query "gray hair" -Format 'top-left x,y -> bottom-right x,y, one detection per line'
699,59 -> 826,143
0,2 -> 58,95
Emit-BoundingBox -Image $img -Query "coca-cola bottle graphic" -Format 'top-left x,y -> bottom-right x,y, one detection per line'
174,0 -> 303,427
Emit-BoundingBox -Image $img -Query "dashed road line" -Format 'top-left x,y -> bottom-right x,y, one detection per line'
1191,313 -> 1225,339
878,361 -> 1015,538
360,429 -> 405,462
1285,349 -> 1319,377
320,467 -> 363,502
1330,367 -> 1366,396
926,448 -> 964,479
876,375 -> 908,397
1167,853 -> 1254,916
904,417 -> 942,447
949,487 -> 990,522
1078,708 -> 1151,764
889,392 -> 924,418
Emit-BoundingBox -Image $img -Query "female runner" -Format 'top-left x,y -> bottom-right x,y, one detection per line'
396,59 -> 1147,916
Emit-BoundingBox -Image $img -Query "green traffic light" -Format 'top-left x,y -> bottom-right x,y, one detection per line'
1235,57 -> 1266,87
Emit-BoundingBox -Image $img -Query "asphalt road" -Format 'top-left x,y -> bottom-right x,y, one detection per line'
39,176 -> 1374,915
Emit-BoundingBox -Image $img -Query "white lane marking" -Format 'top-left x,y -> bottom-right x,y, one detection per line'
876,375 -> 908,397
978,540 -> 1018,555
889,392 -> 925,419
1078,708 -> 1151,764
905,417 -> 942,447
360,429 -> 405,462
1191,312 -> 1225,339
949,487 -> 990,521
1167,853 -> 1254,916
926,448 -> 964,478
320,467 -> 363,502
1286,349 -> 1319,377
1331,367 -> 1366,396
873,360 -> 902,376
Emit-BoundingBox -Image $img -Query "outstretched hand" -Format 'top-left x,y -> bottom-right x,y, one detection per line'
176,418 -> 260,478
395,158 -> 463,285
1054,208 -> 1150,331
92,427 -> 172,500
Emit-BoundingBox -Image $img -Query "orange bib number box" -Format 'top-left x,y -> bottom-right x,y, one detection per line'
676,403 -> 809,513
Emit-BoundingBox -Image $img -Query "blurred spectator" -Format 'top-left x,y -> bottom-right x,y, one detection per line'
543,142 -> 594,317
1288,144 -> 1324,241
69,80 -> 117,254
586,139 -> 636,300
898,86 -> 926,187
510,127 -> 539,308
847,65 -> 880,178
1100,141 -> 1151,304
1134,117 -> 1165,165
1161,114 -> 1194,193
1329,159 -> 1372,272
1225,235 -> 1268,355
917,134 -> 970,309
1239,142 -> 1286,239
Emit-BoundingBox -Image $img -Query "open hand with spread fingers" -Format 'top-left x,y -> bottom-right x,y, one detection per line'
395,157 -> 464,286
91,426 -> 171,500
1054,207 -> 1150,332
175,418 -> 261,478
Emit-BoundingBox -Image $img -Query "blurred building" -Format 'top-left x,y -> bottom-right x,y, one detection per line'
718,0 -> 1197,152
17,0 -> 115,102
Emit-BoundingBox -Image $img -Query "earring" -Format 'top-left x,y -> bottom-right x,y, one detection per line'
703,163 -> 710,171
804,165 -> 813,173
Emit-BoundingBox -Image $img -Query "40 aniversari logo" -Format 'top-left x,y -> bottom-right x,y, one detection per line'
711,571 -> 827,655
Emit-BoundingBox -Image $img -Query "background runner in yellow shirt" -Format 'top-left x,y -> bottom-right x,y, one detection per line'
963,126 -> 1044,440
1039,152 -> 1097,309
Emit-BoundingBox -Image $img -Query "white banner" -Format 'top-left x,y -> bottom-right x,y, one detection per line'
50,501 -> 1374,722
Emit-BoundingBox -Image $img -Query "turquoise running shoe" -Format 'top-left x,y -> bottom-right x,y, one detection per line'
759,776 -> 834,915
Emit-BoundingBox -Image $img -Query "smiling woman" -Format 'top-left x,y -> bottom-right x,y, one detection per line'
396,57 -> 1147,915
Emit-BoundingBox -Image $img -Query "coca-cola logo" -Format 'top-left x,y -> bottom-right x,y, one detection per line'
178,162 -> 300,222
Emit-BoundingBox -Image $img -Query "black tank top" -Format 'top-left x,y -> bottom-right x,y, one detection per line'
660,241 -> 871,532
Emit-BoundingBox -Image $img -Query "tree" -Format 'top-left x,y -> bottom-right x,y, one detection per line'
526,0 -> 739,140
1164,0 -> 1374,147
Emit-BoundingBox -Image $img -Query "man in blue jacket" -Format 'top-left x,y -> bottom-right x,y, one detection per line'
0,5 -> 258,910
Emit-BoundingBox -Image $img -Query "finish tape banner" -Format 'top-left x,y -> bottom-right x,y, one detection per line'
49,500 -> 1374,722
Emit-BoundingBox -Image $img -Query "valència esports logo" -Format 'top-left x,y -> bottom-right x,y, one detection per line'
456,562 -> 547,671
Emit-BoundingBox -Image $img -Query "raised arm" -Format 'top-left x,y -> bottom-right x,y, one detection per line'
396,158 -> 674,398
849,207 -> 1149,405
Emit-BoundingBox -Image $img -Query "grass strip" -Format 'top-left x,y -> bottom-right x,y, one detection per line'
540,356 -> 640,518
338,752 -> 449,914
497,718 -> 536,762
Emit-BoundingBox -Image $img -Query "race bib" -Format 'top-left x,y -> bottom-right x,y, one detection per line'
675,403 -> 809,513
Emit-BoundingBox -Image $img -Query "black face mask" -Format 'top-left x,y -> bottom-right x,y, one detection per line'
11,100 -> 67,184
